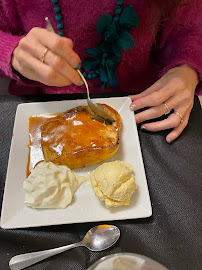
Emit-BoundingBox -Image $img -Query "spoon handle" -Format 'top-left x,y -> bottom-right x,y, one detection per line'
77,69 -> 90,99
9,242 -> 81,270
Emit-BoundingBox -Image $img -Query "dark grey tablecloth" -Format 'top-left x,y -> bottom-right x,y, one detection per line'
0,93 -> 202,270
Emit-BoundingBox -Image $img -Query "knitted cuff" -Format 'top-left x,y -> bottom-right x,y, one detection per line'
0,32 -> 24,82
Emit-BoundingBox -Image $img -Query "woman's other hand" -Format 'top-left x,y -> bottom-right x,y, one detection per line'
11,27 -> 83,87
130,65 -> 199,143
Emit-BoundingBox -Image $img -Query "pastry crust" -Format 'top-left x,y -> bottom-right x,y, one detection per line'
41,104 -> 122,168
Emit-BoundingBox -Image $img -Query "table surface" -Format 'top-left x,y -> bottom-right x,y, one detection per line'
0,93 -> 202,270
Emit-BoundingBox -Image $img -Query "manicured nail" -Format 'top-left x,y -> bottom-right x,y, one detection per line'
130,104 -> 136,111
75,62 -> 82,70
168,138 -> 174,143
140,126 -> 147,131
79,79 -> 84,85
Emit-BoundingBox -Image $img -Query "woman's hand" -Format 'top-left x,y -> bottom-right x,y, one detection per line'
130,65 -> 199,143
12,27 -> 83,87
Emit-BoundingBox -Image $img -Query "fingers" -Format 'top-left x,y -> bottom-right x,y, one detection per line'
130,85 -> 176,111
44,49 -> 83,86
130,75 -> 189,110
139,109 -> 190,143
135,104 -> 171,124
30,43 -> 83,86
29,28 -> 81,69
135,103 -> 166,124
135,95 -> 183,124
130,78 -> 163,102
130,65 -> 196,142
14,28 -> 83,86
166,115 -> 189,143
15,51 -> 73,87
140,113 -> 181,132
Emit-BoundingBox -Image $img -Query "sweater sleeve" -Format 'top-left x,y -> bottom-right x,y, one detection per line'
0,2 -> 35,86
154,0 -> 202,95
0,31 -> 24,79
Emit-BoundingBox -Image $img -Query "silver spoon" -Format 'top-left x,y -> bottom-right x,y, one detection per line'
45,17 -> 115,125
77,70 -> 115,124
9,224 -> 120,270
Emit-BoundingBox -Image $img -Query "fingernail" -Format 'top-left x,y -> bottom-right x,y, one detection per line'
79,79 -> 84,85
140,126 -> 147,131
130,104 -> 136,111
168,138 -> 174,143
75,62 -> 82,70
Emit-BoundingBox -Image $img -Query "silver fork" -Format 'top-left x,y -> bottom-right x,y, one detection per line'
45,17 -> 115,125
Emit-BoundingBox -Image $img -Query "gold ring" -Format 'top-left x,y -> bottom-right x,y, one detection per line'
41,48 -> 48,63
163,102 -> 170,115
174,111 -> 184,123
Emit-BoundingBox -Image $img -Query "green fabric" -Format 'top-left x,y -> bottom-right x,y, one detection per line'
83,4 -> 139,89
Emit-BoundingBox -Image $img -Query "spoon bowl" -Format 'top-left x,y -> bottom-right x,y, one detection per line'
77,70 -> 115,125
9,224 -> 120,270
83,224 -> 120,251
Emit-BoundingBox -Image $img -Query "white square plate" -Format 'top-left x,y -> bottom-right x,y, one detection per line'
0,97 -> 152,229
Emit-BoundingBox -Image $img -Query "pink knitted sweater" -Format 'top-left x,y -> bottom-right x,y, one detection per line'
0,0 -> 201,95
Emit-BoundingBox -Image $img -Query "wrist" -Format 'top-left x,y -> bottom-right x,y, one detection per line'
180,64 -> 199,86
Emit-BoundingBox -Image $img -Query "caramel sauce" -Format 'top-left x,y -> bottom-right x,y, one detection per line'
27,113 -> 62,177
27,105 -> 119,175
41,109 -> 110,160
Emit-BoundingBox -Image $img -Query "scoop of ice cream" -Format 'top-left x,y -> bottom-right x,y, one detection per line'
90,161 -> 137,208
23,161 -> 86,208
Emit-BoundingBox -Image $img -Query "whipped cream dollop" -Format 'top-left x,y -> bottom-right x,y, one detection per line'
23,162 -> 86,209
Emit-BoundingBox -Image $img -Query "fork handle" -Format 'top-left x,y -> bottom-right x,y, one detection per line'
9,242 -> 81,270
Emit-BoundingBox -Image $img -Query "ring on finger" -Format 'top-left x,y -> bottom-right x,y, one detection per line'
174,111 -> 184,123
41,48 -> 49,63
163,102 -> 170,115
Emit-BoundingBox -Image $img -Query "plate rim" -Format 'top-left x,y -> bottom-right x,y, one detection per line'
0,96 -> 152,229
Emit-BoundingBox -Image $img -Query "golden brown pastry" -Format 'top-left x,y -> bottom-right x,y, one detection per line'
41,104 -> 122,168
